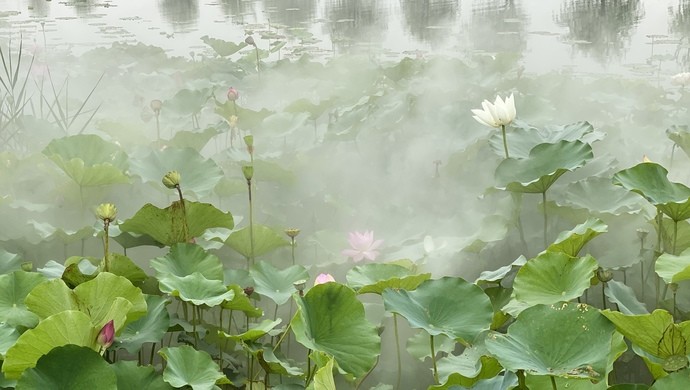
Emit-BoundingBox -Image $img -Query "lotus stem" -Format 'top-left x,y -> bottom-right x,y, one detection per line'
255,46 -> 261,79
512,192 -> 529,255
550,375 -> 558,390
430,334 -> 439,384
149,342 -> 156,365
674,220 -> 679,255
247,177 -> 255,267
501,124 -> 509,159
673,286 -> 678,319
602,282 -> 606,310
542,191 -> 548,248
155,113 -> 160,140
103,220 -> 110,272
394,313 -> 402,390
192,304 -> 198,348
655,209 -> 663,305
305,349 -> 312,386
138,349 -> 143,366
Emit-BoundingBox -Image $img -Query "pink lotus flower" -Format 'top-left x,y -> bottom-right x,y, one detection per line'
97,320 -> 115,349
342,231 -> 383,262
314,273 -> 336,285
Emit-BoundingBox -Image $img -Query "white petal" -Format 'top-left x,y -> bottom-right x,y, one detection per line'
471,109 -> 494,127
505,93 -> 517,121
423,235 -> 434,253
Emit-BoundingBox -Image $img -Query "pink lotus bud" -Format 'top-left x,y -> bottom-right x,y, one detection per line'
227,87 -> 239,102
314,273 -> 336,285
97,320 -> 115,349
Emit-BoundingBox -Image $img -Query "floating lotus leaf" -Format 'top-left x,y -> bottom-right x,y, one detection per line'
554,177 -> 649,216
613,163 -> 690,221
201,36 -> 248,56
512,252 -> 597,309
667,125 -> 690,158
0,249 -> 24,274
383,277 -> 493,344
160,272 -> 234,307
218,319 -> 281,342
159,346 -> 230,389
650,369 -> 690,389
601,309 -> 690,359
346,263 -> 431,294
120,201 -> 233,246
547,218 -> 607,257
250,261 -> 309,305
226,225 -> 290,259
2,311 -> 98,379
128,147 -> 223,198
117,295 -> 170,354
485,303 -> 615,380
0,323 -> 19,358
221,285 -> 263,317
0,271 -> 45,329
25,272 -> 146,328
490,121 -> 603,159
42,134 -> 129,187
656,247 -> 690,284
291,282 -> 380,378
151,243 -> 224,281
111,361 -> 173,390
15,345 -> 117,390
495,140 -> 593,193
604,280 -> 648,315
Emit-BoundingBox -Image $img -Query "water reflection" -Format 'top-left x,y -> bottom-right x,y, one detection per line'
555,0 -> 644,63
400,0 -> 458,46
469,0 -> 526,54
159,0 -> 200,30
264,0 -> 317,28
326,0 -> 382,48
670,1 -> 690,37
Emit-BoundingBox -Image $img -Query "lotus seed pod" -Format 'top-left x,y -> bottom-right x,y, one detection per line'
293,279 -> 307,292
96,203 -> 117,222
596,267 -> 613,283
242,165 -> 254,181
227,87 -> 239,101
245,36 -> 256,47
150,99 -> 162,114
663,354 -> 688,373
636,228 -> 648,240
162,171 -> 181,189
285,228 -> 300,238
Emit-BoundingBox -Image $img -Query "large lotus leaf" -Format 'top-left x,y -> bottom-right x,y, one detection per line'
656,247 -> 690,284
600,309 -> 690,359
613,163 -> 690,221
0,249 -> 24,274
111,225 -> 166,250
475,256 -> 527,284
512,252 -> 598,308
128,147 -> 222,198
667,125 -> 690,158
27,222 -> 97,244
547,218 -> 608,257
0,323 -> 19,358
103,253 -> 148,284
250,261 -> 309,305
554,177 -> 650,216
2,311 -> 98,379
485,303 -> 615,380
159,346 -> 230,390
151,243 -> 224,281
160,272 -> 234,307
120,201 -> 234,246
604,280 -> 648,315
164,88 -> 211,115
218,319 -> 281,342
406,332 -> 456,361
201,36 -> 248,56
166,127 -> 218,152
609,385 -> 650,390
382,277 -> 493,344
650,368 -> 690,389
117,295 -> 171,354
111,361 -> 173,390
226,225 -> 290,259
291,282 -> 380,378
346,263 -> 431,294
436,337 -> 502,387
495,140 -> 593,193
658,219 -> 690,260
15,345 -> 117,390
0,271 -> 45,328
221,285 -> 263,317
429,372 -> 518,390
43,134 -> 129,187
526,376 -> 607,389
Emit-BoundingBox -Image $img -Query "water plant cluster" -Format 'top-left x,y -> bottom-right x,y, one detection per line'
1,31 -> 690,390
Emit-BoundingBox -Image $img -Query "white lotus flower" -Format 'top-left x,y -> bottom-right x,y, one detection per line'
671,72 -> 690,86
471,93 -> 517,128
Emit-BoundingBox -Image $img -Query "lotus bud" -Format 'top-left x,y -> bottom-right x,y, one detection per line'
314,273 -> 335,286
596,267 -> 613,283
244,135 -> 254,154
97,320 -> 115,349
242,165 -> 254,181
227,87 -> 239,101
150,99 -> 162,115
95,203 -> 117,222
162,171 -> 181,189
245,36 -> 256,47
285,228 -> 300,238
243,286 -> 255,296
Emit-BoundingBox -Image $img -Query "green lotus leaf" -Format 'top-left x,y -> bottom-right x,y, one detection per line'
128,147 -> 223,198
218,319 -> 281,342
547,218 -> 608,257
406,332 -> 455,361
120,201 -> 233,246
117,295 -> 171,354
111,361 -> 174,390
526,376 -> 607,389
613,163 -> 690,221
15,345 -> 116,390
160,272 -> 234,307
658,219 -> 690,259
475,256 -> 526,284
667,125 -> 690,159
0,249 -> 24,274
608,384 -> 650,390
310,355 -> 336,390
490,121 -> 603,159
2,311 -> 98,379
0,323 -> 19,359
0,271 -> 45,328
250,261 -> 309,305
43,134 -> 129,187
512,252 -> 598,309
62,261 -> 97,288
166,127 -> 219,152
554,177 -> 649,216
430,372 -> 518,390
495,140 -> 593,193
214,98 -> 274,130
111,225 -> 166,250
656,247 -> 690,284
221,285 -> 263,317
485,303 -> 615,380
650,368 -> 690,389
226,225 -> 290,259
600,309 -> 690,359
258,347 -> 303,377
102,253 -> 148,284
435,337 -> 502,387
604,280 -> 648,315
346,263 -> 431,294
484,286 -> 513,330
159,346 -> 230,390
382,277 -> 493,344
291,282 -> 380,378
201,36 -> 248,56
28,221 -> 98,244
164,88 -> 210,115
151,243 -> 224,281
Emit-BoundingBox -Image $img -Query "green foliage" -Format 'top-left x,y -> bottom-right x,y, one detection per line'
159,346 -> 230,389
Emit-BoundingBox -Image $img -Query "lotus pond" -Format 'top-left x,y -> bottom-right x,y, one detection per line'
3,1 -> 690,390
